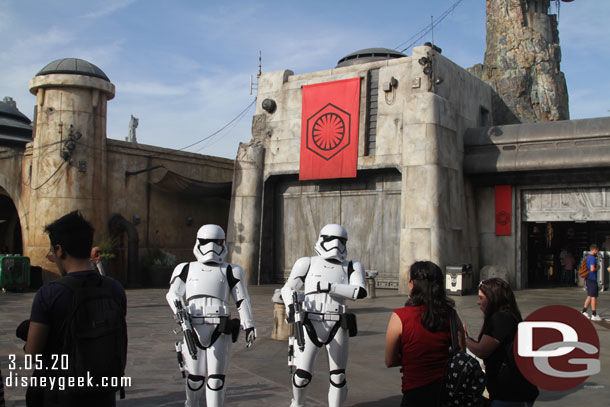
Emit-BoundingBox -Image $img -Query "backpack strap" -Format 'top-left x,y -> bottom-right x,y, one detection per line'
57,274 -> 115,302
449,308 -> 459,355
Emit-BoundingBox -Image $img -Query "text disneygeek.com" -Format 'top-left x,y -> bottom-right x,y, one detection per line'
5,354 -> 131,391
4,371 -> 132,391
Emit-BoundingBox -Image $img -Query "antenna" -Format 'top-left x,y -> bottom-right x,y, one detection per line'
258,50 -> 262,77
431,16 -> 434,45
250,50 -> 262,95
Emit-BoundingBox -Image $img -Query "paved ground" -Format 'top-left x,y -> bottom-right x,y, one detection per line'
1,284 -> 609,406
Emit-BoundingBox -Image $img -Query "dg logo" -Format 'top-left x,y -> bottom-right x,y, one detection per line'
516,305 -> 600,391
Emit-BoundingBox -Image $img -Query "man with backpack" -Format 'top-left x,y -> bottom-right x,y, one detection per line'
25,211 -> 127,406
582,244 -> 602,321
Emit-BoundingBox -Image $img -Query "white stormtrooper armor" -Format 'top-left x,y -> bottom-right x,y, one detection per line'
280,224 -> 366,407
167,224 -> 256,407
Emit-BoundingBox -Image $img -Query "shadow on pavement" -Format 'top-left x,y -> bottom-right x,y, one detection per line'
350,394 -> 402,406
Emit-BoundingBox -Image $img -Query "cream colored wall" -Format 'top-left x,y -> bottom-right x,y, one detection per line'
105,140 -> 233,279
9,139 -> 233,283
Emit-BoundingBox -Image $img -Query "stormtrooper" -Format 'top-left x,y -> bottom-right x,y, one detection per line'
167,224 -> 256,407
280,224 -> 367,407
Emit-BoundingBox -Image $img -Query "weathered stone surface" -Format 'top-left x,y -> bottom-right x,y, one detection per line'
468,0 -> 569,124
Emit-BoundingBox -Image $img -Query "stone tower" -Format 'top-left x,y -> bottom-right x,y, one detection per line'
27,58 -> 115,267
469,0 -> 570,124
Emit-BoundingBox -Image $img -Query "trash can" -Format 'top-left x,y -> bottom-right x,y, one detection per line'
365,270 -> 378,299
271,289 -> 291,341
0,255 -> 30,291
445,264 -> 472,296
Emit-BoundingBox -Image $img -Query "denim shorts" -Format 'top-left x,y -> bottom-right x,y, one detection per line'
585,278 -> 599,298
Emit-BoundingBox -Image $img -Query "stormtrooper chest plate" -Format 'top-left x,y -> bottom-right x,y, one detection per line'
184,263 -> 230,302
304,257 -> 348,292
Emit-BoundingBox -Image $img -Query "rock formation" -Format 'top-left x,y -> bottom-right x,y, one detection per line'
469,0 -> 569,124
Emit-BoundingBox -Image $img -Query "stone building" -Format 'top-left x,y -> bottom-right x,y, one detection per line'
228,45 -> 492,291
0,58 -> 233,285
227,0 -> 610,292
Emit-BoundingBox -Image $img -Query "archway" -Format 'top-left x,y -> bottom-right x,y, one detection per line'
0,188 -> 23,255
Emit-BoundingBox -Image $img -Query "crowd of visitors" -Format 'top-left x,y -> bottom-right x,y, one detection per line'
10,210 -> 605,407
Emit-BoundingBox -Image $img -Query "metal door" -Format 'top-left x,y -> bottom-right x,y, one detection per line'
273,171 -> 401,287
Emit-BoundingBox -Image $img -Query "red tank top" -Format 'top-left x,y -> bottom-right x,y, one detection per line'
394,305 -> 451,391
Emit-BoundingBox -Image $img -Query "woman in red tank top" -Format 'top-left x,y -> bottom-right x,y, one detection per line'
385,261 -> 465,407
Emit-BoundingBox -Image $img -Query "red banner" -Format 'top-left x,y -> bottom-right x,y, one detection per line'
495,185 -> 512,236
299,78 -> 360,181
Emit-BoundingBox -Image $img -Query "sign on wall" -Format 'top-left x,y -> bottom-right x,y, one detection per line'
495,185 -> 512,235
299,78 -> 360,181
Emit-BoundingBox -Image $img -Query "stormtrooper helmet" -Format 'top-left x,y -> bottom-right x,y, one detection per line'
193,224 -> 226,263
314,224 -> 348,262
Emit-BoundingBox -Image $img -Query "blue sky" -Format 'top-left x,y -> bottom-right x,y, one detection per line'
1,0 -> 608,159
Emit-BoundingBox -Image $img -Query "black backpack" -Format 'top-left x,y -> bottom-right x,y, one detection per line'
441,310 -> 486,407
55,274 -> 127,396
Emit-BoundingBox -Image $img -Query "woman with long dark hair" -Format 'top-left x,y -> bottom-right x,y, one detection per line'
385,261 -> 464,407
465,278 -> 538,406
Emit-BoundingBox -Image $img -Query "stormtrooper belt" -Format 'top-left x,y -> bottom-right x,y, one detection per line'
302,312 -> 358,347
190,316 -> 241,348
191,316 -> 227,325
306,312 -> 342,322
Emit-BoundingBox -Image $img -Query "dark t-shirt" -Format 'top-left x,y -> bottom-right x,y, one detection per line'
28,270 -> 127,406
482,311 -> 538,402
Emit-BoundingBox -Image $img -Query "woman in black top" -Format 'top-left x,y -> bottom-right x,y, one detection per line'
465,278 -> 538,407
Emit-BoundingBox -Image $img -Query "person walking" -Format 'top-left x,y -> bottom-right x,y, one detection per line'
385,261 -> 464,407
582,244 -> 602,321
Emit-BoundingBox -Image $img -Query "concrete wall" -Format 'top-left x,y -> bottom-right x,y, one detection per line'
106,140 -> 233,261
473,186 -> 516,287
104,140 -> 233,285
14,138 -> 234,283
0,147 -> 28,256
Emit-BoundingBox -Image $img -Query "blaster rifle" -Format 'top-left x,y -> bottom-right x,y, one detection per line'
175,341 -> 186,378
173,299 -> 198,360
292,291 -> 306,352
288,336 -> 296,373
